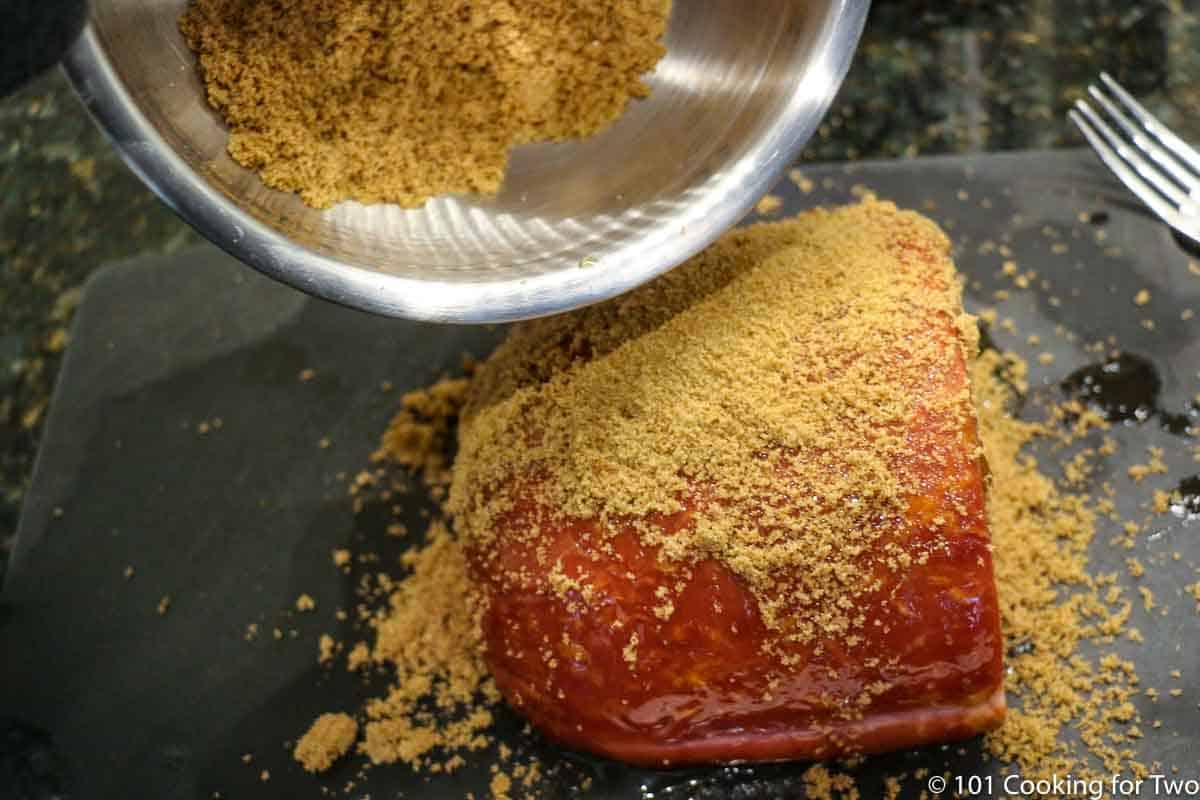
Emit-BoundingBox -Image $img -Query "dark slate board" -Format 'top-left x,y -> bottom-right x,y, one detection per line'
2,150 -> 1198,800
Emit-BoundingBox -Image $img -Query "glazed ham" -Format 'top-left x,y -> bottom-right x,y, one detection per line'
451,200 -> 1005,767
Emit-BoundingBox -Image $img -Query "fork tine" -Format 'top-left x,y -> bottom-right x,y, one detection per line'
1070,105 -> 1191,234
1088,84 -> 1199,196
1100,72 -> 1200,182
1074,98 -> 1189,207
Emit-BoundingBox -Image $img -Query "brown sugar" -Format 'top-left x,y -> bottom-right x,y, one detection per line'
358,519 -> 499,769
489,771 -> 513,800
295,367 -> 519,781
451,199 -> 975,646
754,194 -> 783,215
179,0 -> 672,209
973,350 -> 1146,780
294,712 -> 358,773
371,378 -> 473,488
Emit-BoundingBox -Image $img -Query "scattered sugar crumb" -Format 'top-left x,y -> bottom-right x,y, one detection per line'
346,642 -> 370,672
318,634 -> 338,665
755,194 -> 783,215
295,713 -> 358,773
1139,586 -> 1156,612
490,771 -> 513,800
788,169 -> 815,194
1129,447 -> 1168,482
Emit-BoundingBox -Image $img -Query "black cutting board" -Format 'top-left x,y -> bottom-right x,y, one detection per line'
2,150 -> 1198,800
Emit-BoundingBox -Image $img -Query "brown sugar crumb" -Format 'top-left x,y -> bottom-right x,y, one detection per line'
1128,447 -> 1168,482
755,194 -> 783,215
156,595 -> 171,616
259,769 -> 270,782
489,771 -> 513,800
801,764 -> 859,800
371,378 -> 473,488
1134,289 -> 1151,306
788,170 -> 816,195
358,520 -> 498,769
294,712 -> 358,773
122,565 -> 135,580
318,634 -> 337,665
295,594 -> 317,613
621,633 -> 639,669
346,642 -> 370,672
298,368 -> 316,383
332,548 -> 352,568
1139,586 -> 1155,612
974,350 -> 1146,780
179,0 -> 672,209
295,371 -> 549,789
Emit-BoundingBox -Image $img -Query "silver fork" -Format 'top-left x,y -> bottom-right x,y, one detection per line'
1069,73 -> 1200,245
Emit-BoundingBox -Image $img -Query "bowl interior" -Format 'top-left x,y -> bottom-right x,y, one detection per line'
68,0 -> 867,321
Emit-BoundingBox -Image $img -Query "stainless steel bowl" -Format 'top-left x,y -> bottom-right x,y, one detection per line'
64,0 -> 869,323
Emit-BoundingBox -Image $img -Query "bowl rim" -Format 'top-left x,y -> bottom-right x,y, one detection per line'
62,0 -> 870,324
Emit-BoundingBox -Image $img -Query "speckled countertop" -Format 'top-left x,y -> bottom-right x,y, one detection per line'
0,1 -> 1197,571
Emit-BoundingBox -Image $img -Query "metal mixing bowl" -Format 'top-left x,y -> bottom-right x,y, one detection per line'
64,1 -> 869,323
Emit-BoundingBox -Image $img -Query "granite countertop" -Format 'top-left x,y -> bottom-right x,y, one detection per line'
0,1 -> 1197,573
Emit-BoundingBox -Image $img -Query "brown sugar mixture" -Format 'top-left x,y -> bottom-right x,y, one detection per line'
972,350 -> 1147,782
179,0 -> 672,209
292,200 -> 1165,792
294,712 -> 358,773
